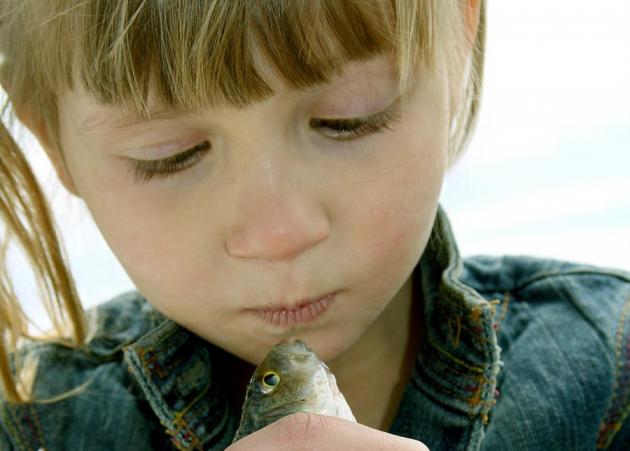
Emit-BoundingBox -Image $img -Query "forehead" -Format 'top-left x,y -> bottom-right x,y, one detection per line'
72,54 -> 398,133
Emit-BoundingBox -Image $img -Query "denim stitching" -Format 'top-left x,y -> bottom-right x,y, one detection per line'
418,336 -> 493,411
5,404 -> 44,451
128,321 -> 232,450
512,269 -> 630,294
4,407 -> 26,449
169,381 -> 212,450
27,405 -> 47,451
437,292 -> 499,349
171,414 -> 202,450
493,292 -> 510,334
419,277 -> 501,422
413,344 -> 497,423
597,293 -> 630,448
138,347 -> 169,380
136,345 -> 202,450
0,403 -> 27,450
447,314 -> 462,348
425,335 -> 485,373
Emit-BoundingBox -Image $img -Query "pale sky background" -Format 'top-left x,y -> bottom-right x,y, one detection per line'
3,1 -> 630,333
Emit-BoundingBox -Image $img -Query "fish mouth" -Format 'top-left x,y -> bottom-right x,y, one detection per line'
275,339 -> 314,355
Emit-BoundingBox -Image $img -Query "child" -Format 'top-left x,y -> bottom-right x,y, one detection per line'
0,0 -> 628,449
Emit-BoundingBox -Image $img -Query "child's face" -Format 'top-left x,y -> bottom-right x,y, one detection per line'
53,54 -> 450,365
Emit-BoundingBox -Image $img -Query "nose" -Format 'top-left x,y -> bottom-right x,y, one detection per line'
224,175 -> 330,262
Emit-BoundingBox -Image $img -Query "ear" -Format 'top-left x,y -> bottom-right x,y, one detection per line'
15,106 -> 81,198
464,0 -> 482,47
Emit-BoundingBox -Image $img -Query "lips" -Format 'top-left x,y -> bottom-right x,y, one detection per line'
251,290 -> 340,328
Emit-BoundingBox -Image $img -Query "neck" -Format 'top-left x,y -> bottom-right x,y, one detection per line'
328,273 -> 423,430
218,350 -> 256,413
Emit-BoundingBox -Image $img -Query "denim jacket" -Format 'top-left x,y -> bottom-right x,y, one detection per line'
1,206 -> 629,450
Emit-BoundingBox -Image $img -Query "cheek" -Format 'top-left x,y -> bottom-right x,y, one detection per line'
344,136 -> 447,311
72,179 -> 215,305
359,178 -> 440,282
358,144 -> 446,266
103,215 -> 219,302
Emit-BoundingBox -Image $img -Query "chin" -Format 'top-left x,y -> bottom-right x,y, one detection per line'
298,328 -> 363,364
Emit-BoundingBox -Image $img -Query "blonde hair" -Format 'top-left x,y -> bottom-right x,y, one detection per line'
0,0 -> 486,404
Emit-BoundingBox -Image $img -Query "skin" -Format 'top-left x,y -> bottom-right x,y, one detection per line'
20,2 -> 481,446
227,413 -> 429,451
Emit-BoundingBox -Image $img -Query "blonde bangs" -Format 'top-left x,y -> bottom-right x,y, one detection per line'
1,0 -> 445,120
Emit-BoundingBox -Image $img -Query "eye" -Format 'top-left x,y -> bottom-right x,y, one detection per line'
310,98 -> 404,141
126,141 -> 211,184
260,371 -> 280,393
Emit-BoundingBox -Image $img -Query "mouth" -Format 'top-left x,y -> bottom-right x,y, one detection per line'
249,290 -> 340,328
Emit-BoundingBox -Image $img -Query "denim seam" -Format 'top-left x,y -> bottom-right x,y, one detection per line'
492,292 -> 511,335
133,344 -> 204,451
512,269 -> 630,293
438,292 -> 502,354
124,320 -> 225,451
126,345 -> 202,451
419,308 -> 500,423
27,405 -> 47,451
511,274 -> 622,355
597,292 -> 630,449
467,269 -> 630,297
3,404 -> 46,451
0,404 -> 26,451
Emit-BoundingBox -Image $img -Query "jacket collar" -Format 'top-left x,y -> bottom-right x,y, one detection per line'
123,205 -> 501,450
411,205 -> 503,426
123,319 -> 237,450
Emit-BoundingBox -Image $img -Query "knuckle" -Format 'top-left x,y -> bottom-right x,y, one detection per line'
405,438 -> 430,451
279,412 -> 327,446
380,436 -> 429,451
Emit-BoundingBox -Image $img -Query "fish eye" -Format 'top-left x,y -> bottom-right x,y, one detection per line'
261,371 -> 280,390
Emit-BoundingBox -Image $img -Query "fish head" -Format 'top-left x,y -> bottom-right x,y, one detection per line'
232,339 -> 334,440
246,339 -> 329,417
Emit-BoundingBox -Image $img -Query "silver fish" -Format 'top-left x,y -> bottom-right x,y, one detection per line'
232,339 -> 356,443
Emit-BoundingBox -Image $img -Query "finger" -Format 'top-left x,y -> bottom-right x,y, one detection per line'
227,412 -> 429,451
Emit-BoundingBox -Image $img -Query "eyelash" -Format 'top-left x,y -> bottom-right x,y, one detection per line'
127,104 -> 404,184
127,142 -> 211,184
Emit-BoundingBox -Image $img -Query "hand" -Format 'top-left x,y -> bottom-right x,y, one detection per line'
226,412 -> 429,451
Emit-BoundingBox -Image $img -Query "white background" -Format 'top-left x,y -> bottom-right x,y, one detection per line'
441,1 -> 630,269
4,1 -> 630,333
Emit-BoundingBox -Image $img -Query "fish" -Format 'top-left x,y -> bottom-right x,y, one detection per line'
232,339 -> 356,443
